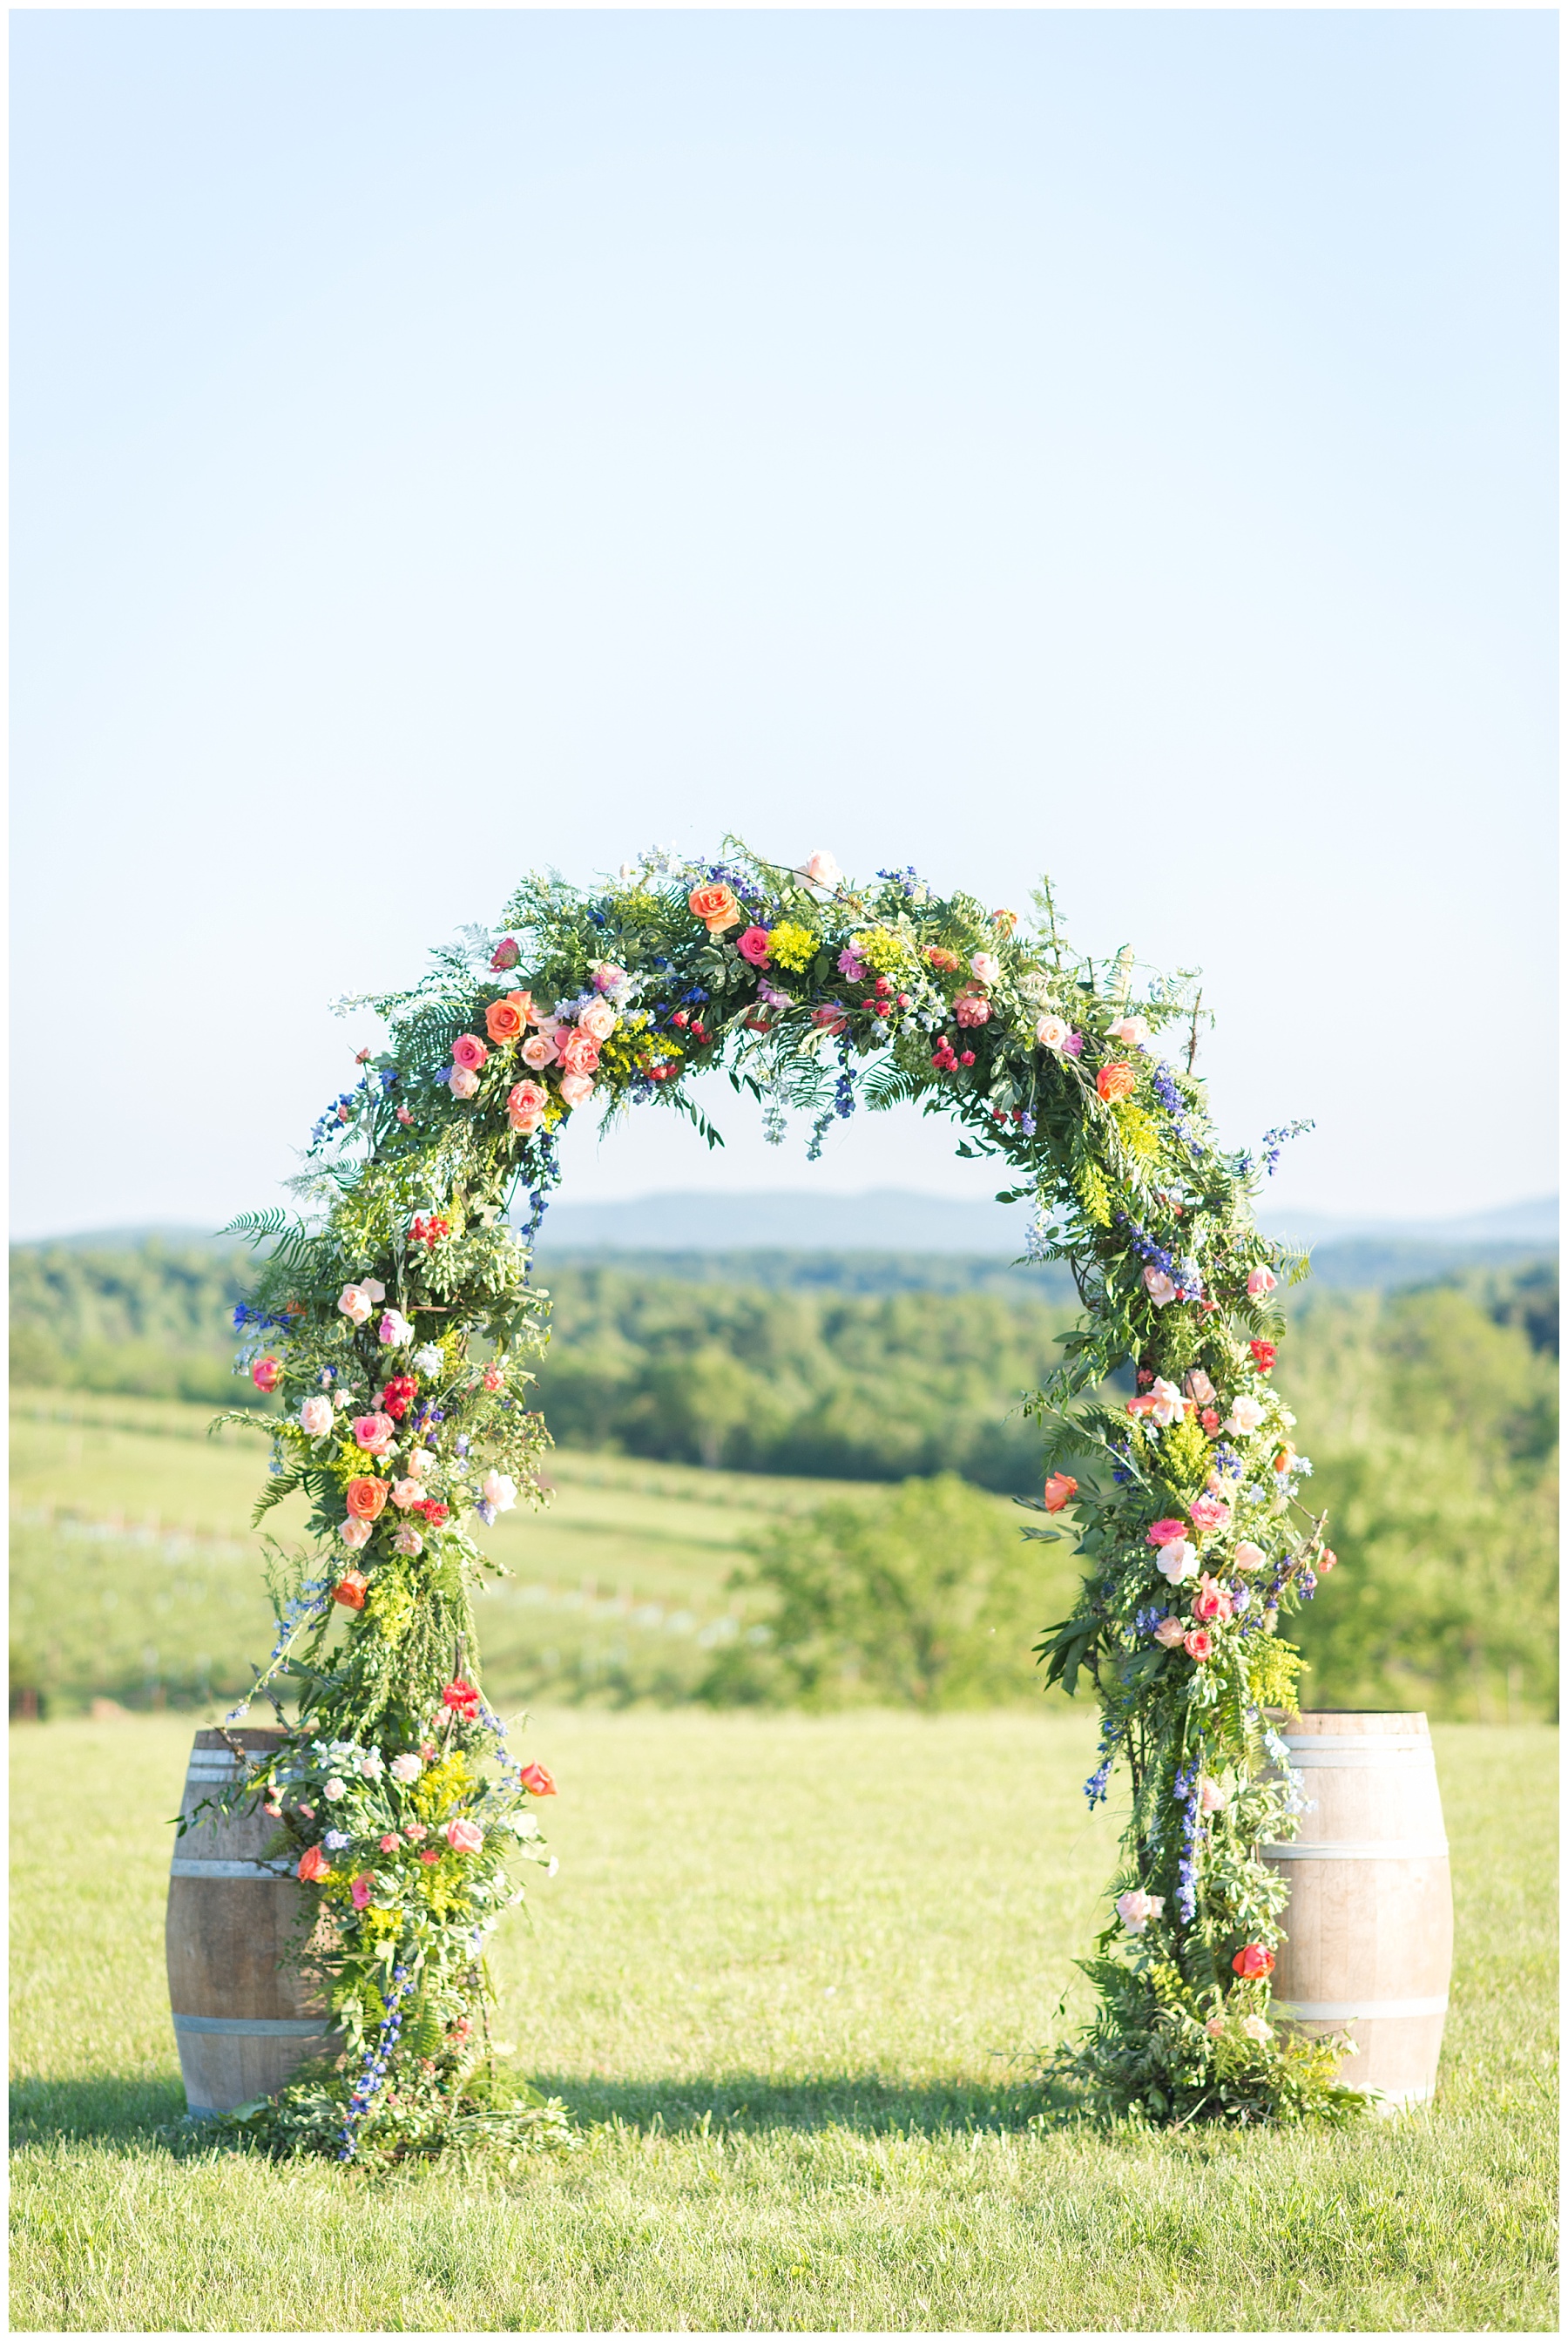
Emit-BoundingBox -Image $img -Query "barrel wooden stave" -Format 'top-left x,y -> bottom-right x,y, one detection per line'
1267,1710 -> 1452,2112
166,1727 -> 341,2116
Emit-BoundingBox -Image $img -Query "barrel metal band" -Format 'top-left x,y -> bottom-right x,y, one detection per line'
1281,1748 -> 1436,1768
172,2013 -> 334,2037
1261,1840 -> 1450,1861
1277,1996 -> 1450,2020
1282,1733 -> 1429,1749
169,1857 -> 294,1879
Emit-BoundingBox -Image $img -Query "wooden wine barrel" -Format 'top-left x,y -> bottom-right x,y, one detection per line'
1264,1711 -> 1453,2111
166,1727 -> 341,2117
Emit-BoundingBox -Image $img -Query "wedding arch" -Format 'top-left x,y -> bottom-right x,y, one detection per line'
215,842 -> 1351,2155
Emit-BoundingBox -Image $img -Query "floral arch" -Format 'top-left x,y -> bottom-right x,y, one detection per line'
218,842 -> 1349,2155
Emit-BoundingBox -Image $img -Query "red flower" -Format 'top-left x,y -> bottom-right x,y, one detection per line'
333,1572 -> 368,1611
417,1500 -> 450,1527
443,1677 -> 482,1719
483,1365 -> 503,1392
419,1847 -> 441,1865
380,1376 -> 417,1421
490,937 -> 521,971
1200,1409 -> 1220,1434
1043,1473 -> 1078,1513
959,1049 -> 976,1067
251,1357 -> 280,1393
1232,1943 -> 1274,1979
1096,1061 -> 1137,1103
1319,1546 -> 1339,1573
296,1845 -> 331,1883
1249,1340 -> 1278,1372
518,1762 -> 557,1797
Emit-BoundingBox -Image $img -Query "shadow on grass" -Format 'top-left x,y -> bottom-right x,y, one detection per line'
10,2068 -> 1078,2152
10,2074 -> 190,2149
531,2068 -> 1076,2137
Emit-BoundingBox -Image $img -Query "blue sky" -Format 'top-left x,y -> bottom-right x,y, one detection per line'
10,10 -> 1557,1238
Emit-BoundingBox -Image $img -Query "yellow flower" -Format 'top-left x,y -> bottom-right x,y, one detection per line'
849,927 -> 909,975
765,921 -> 818,972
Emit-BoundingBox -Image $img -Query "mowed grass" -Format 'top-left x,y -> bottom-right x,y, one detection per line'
10,1708 -> 1558,2332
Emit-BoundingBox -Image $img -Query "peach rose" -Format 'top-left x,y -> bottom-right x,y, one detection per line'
558,1071 -> 595,1108
970,951 -> 1001,986
689,881 -> 741,934
1199,1775 -> 1230,1813
391,1478 -> 423,1509
804,850 -> 841,889
338,1284 -> 374,1326
485,995 -> 527,1045
1233,1540 -> 1267,1573
1152,1616 -> 1187,1647
1116,1889 -> 1164,1935
518,1761 -> 557,1796
557,1027 -> 600,1077
1247,1266 -> 1278,1297
578,998 -> 617,1042
300,1396 -> 335,1438
1227,1396 -> 1266,1435
1097,1061 -> 1136,1102
444,1817 -> 483,1853
520,1032 -> 558,1071
449,1065 -> 479,1100
345,1476 -> 389,1522
1190,1574 -> 1233,1623
1036,1014 -> 1071,1051
339,1516 -> 372,1550
1185,1369 -> 1216,1405
1232,1943 -> 1274,1979
451,1033 -> 489,1072
407,1446 -> 435,1479
297,1845 -> 331,1883
506,1079 -> 549,1134
1144,1269 -> 1177,1307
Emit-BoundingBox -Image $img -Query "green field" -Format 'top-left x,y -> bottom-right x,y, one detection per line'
9,1708 -> 1558,2331
9,1391 -> 1079,1713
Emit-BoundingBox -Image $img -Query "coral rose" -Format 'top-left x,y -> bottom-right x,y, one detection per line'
1247,1266 -> 1278,1298
484,995 -> 527,1045
1184,1628 -> 1213,1661
352,1412 -> 395,1454
507,1079 -> 549,1134
1250,1340 -> 1278,1372
578,998 -> 617,1041
345,1476 -> 389,1522
1043,1472 -> 1078,1513
688,881 -> 741,934
812,1005 -> 848,1035
334,1572 -> 368,1610
737,925 -> 772,967
339,1517 -> 372,1550
451,1034 -> 489,1072
1319,1546 -> 1339,1573
251,1357 -> 280,1393
297,1845 -> 331,1883
1096,1061 -> 1136,1102
444,1818 -> 483,1853
518,1761 -> 557,1796
557,1027 -> 600,1077
1232,1943 -> 1274,1979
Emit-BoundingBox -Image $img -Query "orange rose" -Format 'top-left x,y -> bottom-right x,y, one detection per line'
1044,1472 -> 1078,1513
1097,1060 -> 1136,1102
345,1476 -> 389,1522
688,882 -> 741,935
485,992 -> 528,1045
333,1572 -> 368,1610
923,945 -> 962,973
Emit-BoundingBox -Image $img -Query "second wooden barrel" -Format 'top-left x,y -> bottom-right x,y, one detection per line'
1264,1709 -> 1453,2111
166,1727 -> 341,2117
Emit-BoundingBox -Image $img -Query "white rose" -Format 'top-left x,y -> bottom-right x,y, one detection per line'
1147,1377 -> 1185,1426
322,1777 -> 347,1802
1155,1539 -> 1199,1583
389,1753 -> 422,1784
805,849 -> 841,889
970,952 -> 1001,987
1227,1396 -> 1266,1435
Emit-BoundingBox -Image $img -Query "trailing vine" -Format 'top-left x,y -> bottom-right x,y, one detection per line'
209,840 -> 1360,2154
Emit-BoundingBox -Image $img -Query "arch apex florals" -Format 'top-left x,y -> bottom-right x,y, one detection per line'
210,839 -> 1360,2156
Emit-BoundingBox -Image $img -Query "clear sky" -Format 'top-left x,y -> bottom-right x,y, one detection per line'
10,9 -> 1557,1240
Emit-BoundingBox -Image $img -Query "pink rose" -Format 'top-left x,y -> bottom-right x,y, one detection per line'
954,993 -> 990,1029
339,1516 -> 372,1550
490,937 -> 521,971
451,1034 -> 489,1072
520,1032 -> 558,1070
1116,1889 -> 1164,1935
1189,1495 -> 1231,1533
338,1284 -> 374,1326
591,963 -> 627,994
353,1412 -> 395,1454
737,926 -> 772,968
351,1873 -> 375,1911
391,1478 -> 423,1509
1143,1268 -> 1177,1307
1036,1014 -> 1070,1051
812,1005 -> 848,1035
1185,1369 -> 1216,1405
578,998 -> 617,1041
378,1310 -> 414,1347
1146,1519 -> 1190,1546
449,1065 -> 480,1100
557,1027 -> 600,1077
1190,1573 -> 1233,1623
1184,1628 -> 1213,1661
1247,1266 -> 1278,1298
1108,1015 -> 1149,1046
300,1395 -> 335,1438
444,1817 -> 483,1853
970,951 -> 1001,986
1152,1616 -> 1187,1647
251,1357 -> 280,1393
507,1079 -> 549,1134
1233,1540 -> 1267,1573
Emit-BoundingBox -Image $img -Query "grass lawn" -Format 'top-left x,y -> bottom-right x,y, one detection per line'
10,1708 -> 1557,2331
